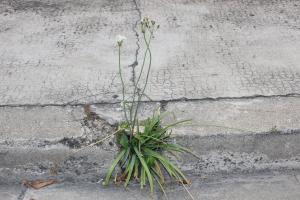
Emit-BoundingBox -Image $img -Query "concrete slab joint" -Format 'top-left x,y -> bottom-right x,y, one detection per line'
0,0 -> 300,191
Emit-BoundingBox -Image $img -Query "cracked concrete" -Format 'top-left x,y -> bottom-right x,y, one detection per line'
128,0 -> 142,85
1,0 -> 300,105
1,98 -> 300,183
1,0 -> 300,193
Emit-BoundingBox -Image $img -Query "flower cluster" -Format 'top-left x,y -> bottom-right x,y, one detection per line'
115,17 -> 159,47
141,16 -> 159,33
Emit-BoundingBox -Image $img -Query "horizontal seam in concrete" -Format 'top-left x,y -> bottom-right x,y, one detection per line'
0,93 -> 299,108
2,129 -> 300,149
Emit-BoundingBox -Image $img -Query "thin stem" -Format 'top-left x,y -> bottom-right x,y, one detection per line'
118,45 -> 129,123
131,32 -> 152,132
129,36 -> 153,124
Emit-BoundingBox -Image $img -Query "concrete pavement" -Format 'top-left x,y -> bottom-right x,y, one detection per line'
1,171 -> 300,200
0,0 -> 299,104
0,0 -> 300,194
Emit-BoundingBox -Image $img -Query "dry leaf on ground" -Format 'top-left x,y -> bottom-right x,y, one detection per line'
22,179 -> 57,189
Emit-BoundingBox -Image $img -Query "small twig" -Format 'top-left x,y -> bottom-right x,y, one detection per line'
73,129 -> 123,154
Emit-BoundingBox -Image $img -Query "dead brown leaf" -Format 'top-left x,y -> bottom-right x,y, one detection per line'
22,179 -> 57,189
177,179 -> 192,185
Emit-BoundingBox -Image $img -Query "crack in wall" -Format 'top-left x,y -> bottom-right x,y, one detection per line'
0,93 -> 299,108
128,0 -> 142,85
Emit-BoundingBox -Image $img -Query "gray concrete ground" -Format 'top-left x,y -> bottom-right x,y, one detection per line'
0,0 -> 300,198
0,171 -> 299,200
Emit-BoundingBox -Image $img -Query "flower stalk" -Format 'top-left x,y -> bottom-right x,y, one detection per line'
106,17 -> 194,197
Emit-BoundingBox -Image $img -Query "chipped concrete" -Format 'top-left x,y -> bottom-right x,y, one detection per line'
0,147 -> 116,184
1,98 -> 300,183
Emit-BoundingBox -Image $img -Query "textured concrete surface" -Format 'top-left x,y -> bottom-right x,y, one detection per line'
0,106 -> 84,141
0,171 -> 298,200
0,185 -> 22,200
21,183 -> 156,200
1,130 -> 300,184
1,97 -> 299,143
165,97 -> 300,136
166,172 -> 300,200
140,0 -> 300,100
0,0 -> 299,105
1,0 -> 300,192
0,0 -> 138,105
1,99 -> 300,183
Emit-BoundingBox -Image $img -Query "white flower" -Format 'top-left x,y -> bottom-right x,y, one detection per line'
116,35 -> 126,46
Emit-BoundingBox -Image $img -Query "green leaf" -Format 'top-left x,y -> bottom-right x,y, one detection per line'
103,149 -> 126,186
120,147 -> 130,168
153,160 -> 164,184
167,144 -> 200,159
133,158 -> 139,179
124,154 -> 136,187
164,119 -> 191,130
151,168 -> 168,199
133,146 -> 154,193
119,133 -> 129,148
140,167 -> 146,189
144,148 -> 188,182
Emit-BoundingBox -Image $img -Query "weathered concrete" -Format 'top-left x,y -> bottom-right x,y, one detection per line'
0,172 -> 295,200
0,103 -> 157,144
0,106 -> 84,141
139,0 -> 300,100
1,97 -> 299,144
21,182 -> 157,200
0,0 -> 300,105
1,0 -> 300,192
0,185 -> 22,200
1,131 -> 300,183
166,172 -> 300,200
1,97 -> 300,183
0,147 -> 116,184
0,0 -> 138,105
164,96 -> 300,136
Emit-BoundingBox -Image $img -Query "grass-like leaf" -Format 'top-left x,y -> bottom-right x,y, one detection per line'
103,149 -> 126,186
134,146 -> 154,193
124,154 -> 136,187
103,112 -> 194,195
